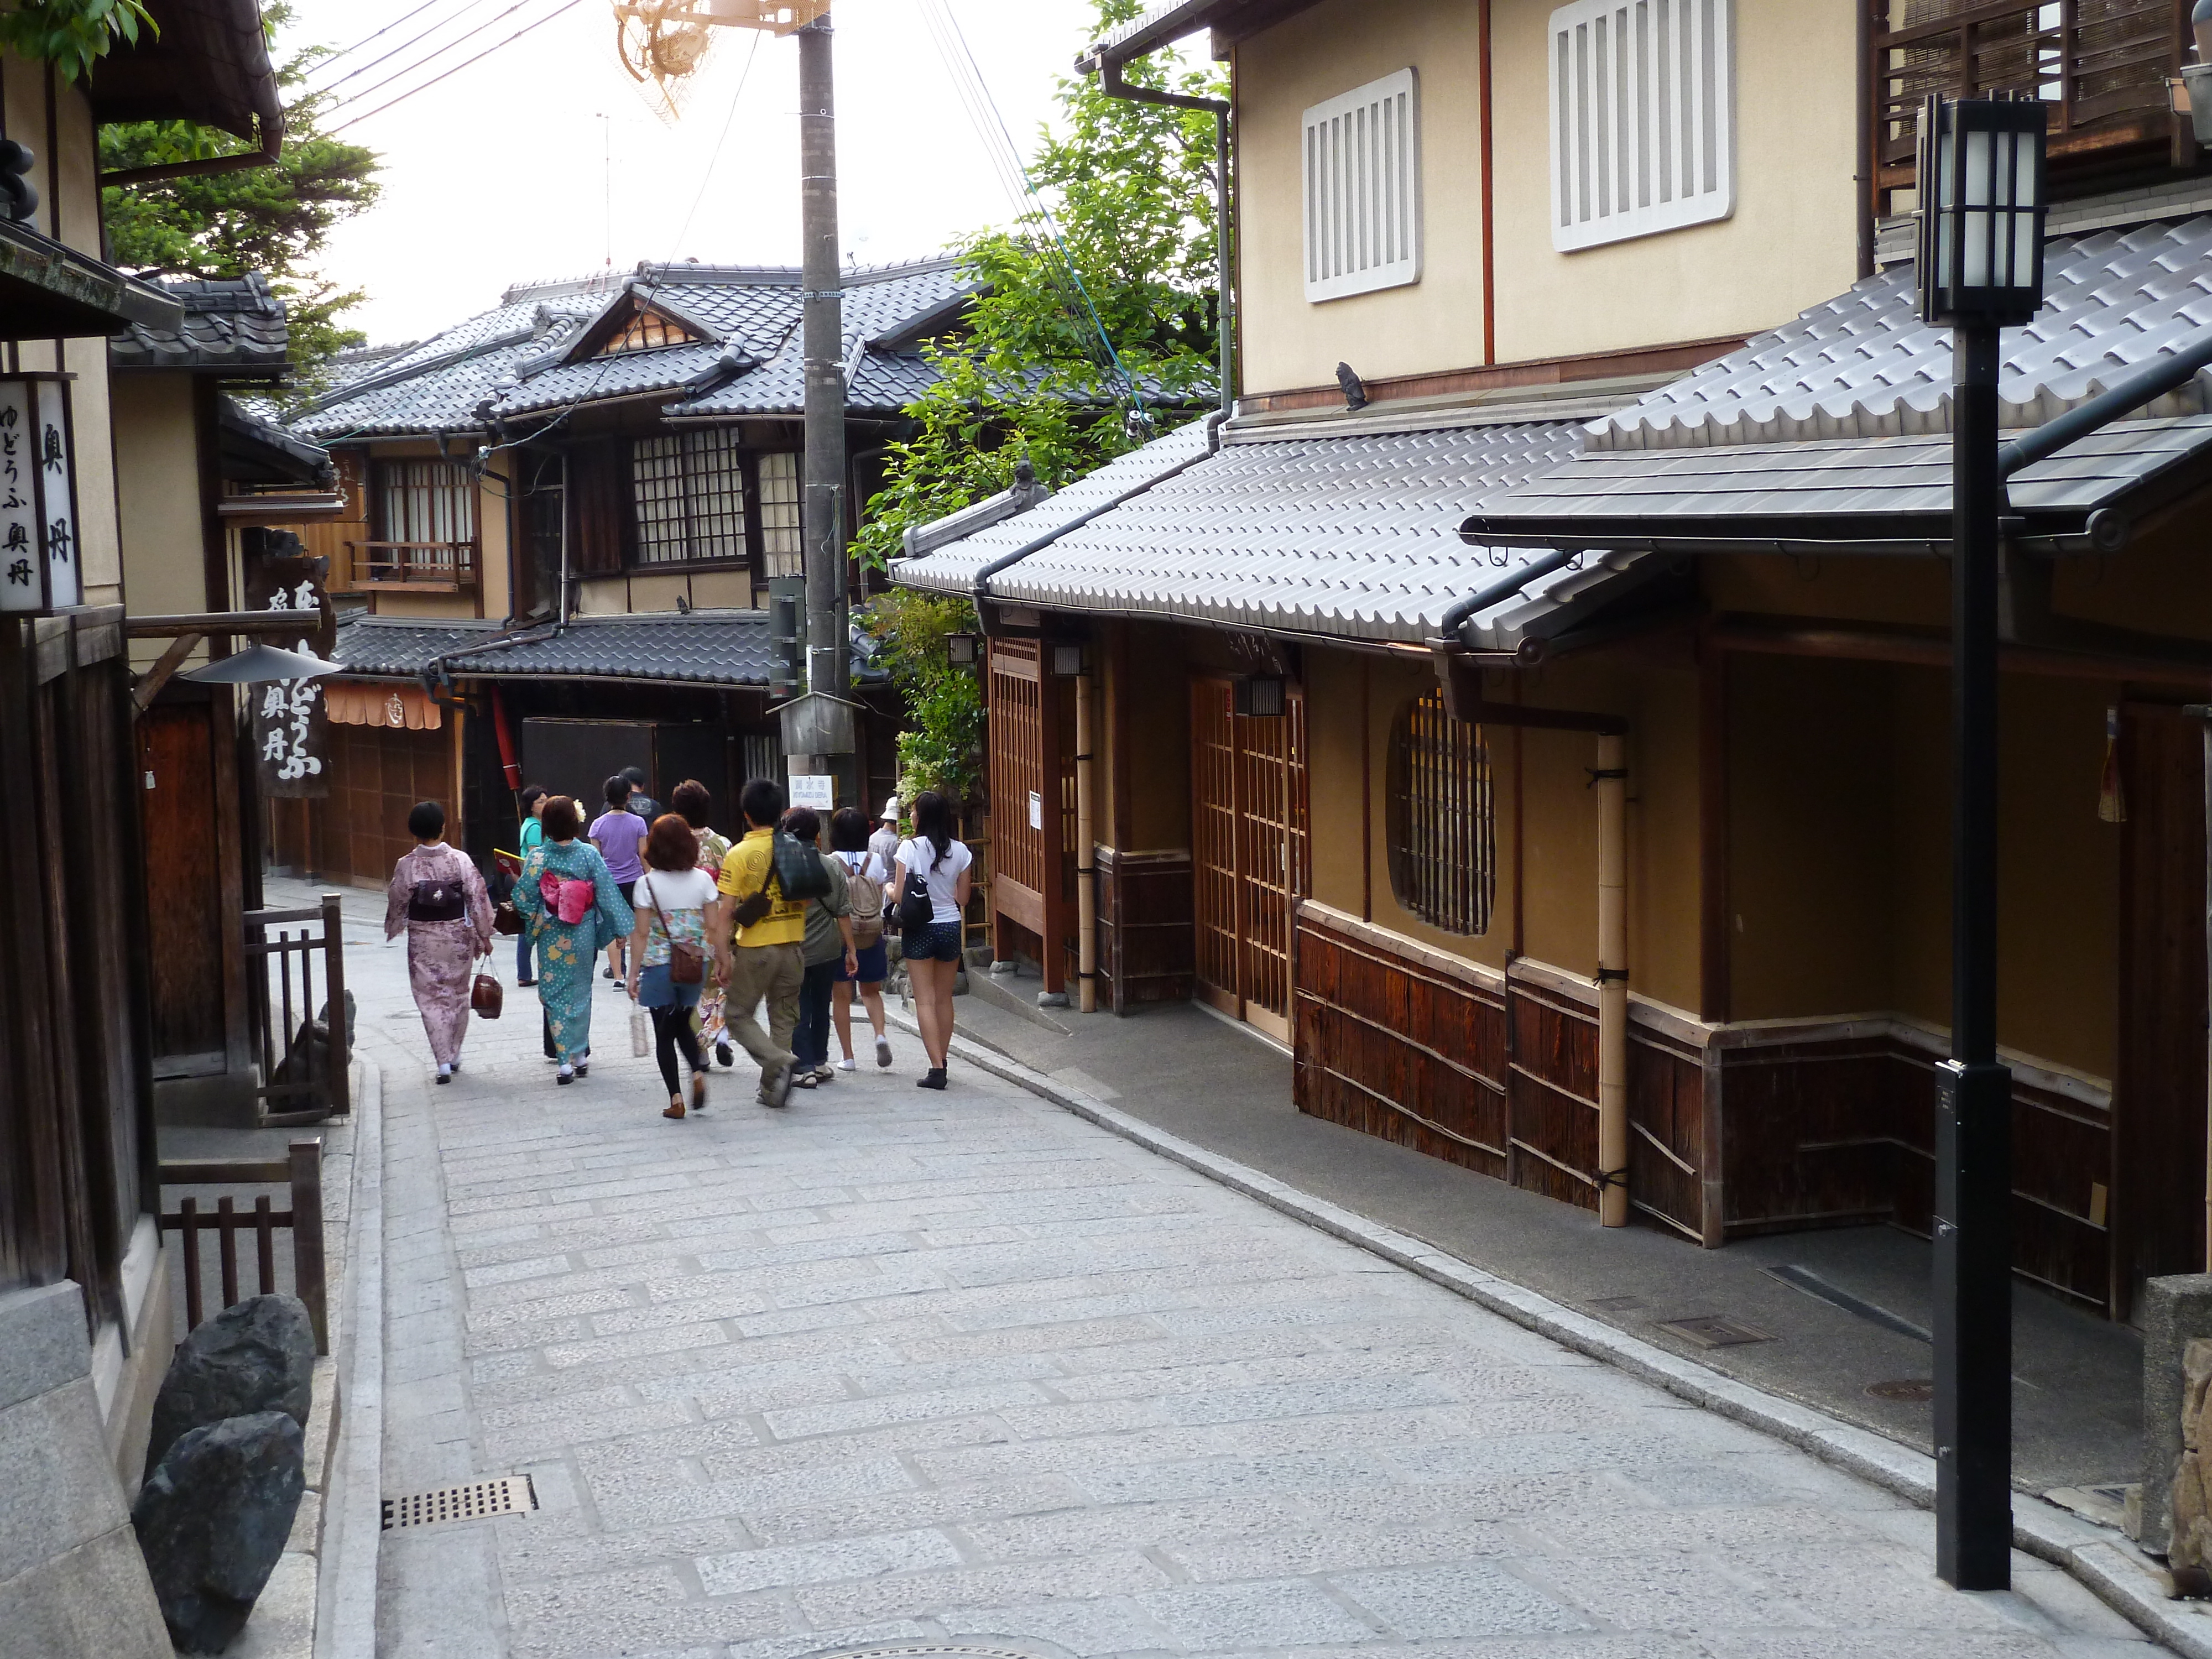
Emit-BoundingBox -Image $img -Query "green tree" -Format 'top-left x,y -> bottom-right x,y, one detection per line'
98,5 -> 380,394
858,0 -> 1224,804
852,0 -> 1225,573
0,0 -> 155,85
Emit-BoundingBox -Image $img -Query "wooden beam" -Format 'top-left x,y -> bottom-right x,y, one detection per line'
1709,613 -> 2212,688
133,633 -> 203,713
127,610 -> 320,639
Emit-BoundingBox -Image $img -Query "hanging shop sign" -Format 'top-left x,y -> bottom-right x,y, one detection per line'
0,374 -> 79,614
244,537 -> 333,798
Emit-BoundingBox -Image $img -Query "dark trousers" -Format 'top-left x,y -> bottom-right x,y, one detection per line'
649,1004 -> 703,1096
794,958 -> 838,1069
517,930 -> 535,982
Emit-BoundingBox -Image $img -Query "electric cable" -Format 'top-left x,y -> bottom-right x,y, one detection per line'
326,0 -> 589,133
304,0 -> 483,79
314,0 -> 507,97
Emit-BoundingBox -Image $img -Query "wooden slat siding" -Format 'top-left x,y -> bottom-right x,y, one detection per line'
315,721 -> 457,886
1095,848 -> 1196,1013
1627,1027 -> 1707,1241
1509,979 -> 1602,1210
989,640 -> 1061,982
1295,911 -> 1511,1180
1191,678 -> 1241,1015
1191,679 -> 1310,1035
1718,1031 -> 2113,1311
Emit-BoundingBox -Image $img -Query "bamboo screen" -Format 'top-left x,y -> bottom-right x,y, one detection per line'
1389,688 -> 1495,936
630,429 -> 748,566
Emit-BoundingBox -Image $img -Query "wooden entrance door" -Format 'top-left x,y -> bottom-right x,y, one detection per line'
1191,676 -> 1310,1043
140,696 -> 237,1067
987,639 -> 1071,992
2114,703 -> 2210,1316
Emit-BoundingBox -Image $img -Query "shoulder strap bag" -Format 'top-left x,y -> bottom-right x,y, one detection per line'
645,874 -> 705,985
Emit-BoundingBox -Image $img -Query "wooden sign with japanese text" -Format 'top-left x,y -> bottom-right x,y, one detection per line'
244,539 -> 334,799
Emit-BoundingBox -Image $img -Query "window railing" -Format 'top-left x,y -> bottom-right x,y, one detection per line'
342,539 -> 479,592
1871,0 -> 2185,201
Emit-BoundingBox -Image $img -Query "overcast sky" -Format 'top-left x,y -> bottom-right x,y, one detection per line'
279,0 -> 1112,345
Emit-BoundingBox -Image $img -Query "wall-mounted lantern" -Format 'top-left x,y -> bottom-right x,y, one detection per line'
1235,675 -> 1288,718
945,632 -> 982,667
1048,643 -> 1086,678
0,374 -> 79,615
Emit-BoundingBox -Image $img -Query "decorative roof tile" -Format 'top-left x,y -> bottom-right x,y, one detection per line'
109,273 -> 288,374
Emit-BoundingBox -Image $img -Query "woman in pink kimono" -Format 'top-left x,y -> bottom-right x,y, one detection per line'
384,800 -> 494,1084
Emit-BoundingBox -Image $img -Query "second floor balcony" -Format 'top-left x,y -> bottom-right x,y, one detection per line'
339,539 -> 479,593
1874,0 -> 2197,210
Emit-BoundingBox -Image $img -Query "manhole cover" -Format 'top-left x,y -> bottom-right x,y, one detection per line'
1865,1378 -> 1936,1402
382,1474 -> 536,1531
1655,1314 -> 1774,1349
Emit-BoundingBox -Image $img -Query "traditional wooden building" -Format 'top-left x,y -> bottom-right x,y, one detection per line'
896,0 -> 2212,1322
2,2 -> 291,1650
276,259 -> 976,880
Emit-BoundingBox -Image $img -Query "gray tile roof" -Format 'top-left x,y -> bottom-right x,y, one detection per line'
1465,414 -> 2212,556
288,259 -> 974,442
892,414 -> 1649,649
333,612 -> 777,687
109,273 -> 288,374
331,610 -> 889,688
1601,216 -> 2212,451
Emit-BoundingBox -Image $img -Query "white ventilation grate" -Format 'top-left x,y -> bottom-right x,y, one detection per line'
1549,0 -> 1734,252
381,1475 -> 536,1531
1302,68 -> 1423,303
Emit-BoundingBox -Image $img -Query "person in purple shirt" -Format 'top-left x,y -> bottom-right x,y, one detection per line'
589,775 -> 650,989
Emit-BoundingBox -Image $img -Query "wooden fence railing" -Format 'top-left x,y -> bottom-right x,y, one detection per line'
157,1138 -> 328,1354
248,894 -> 351,1125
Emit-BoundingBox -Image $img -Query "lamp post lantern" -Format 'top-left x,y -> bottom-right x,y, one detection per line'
1915,91 -> 2047,1593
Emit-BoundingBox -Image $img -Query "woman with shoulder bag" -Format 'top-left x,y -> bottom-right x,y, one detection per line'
828,806 -> 894,1072
624,815 -> 718,1119
383,801 -> 494,1086
892,790 -> 973,1091
512,796 -> 635,1086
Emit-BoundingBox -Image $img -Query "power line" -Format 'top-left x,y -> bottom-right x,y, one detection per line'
313,0 -> 505,96
305,0 -> 477,76
325,0 -> 587,132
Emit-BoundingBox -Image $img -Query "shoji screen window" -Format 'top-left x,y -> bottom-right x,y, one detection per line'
757,452 -> 802,580
1302,69 -> 1423,302
1549,0 -> 1734,252
630,428 -> 748,566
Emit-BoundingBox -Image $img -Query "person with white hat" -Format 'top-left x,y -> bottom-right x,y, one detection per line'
868,797 -> 901,886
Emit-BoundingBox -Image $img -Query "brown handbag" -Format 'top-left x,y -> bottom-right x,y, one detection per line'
645,875 -> 705,985
471,958 -> 504,1019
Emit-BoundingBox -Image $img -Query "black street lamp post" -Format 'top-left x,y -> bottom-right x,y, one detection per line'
1916,91 -> 2048,1592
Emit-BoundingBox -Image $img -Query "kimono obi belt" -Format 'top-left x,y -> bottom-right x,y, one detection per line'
540,873 -> 597,925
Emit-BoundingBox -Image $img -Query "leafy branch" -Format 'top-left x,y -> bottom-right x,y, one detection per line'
0,0 -> 155,84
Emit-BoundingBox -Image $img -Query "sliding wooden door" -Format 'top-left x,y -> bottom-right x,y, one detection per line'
1191,676 -> 1309,1043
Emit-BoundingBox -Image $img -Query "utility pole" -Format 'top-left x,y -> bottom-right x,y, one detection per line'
798,13 -> 849,794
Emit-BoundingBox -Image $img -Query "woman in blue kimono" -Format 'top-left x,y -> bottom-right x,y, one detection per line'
512,795 -> 635,1084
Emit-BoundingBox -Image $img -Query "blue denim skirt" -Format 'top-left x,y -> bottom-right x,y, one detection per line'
637,962 -> 702,1010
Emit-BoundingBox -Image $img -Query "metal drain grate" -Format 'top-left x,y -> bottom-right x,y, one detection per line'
381,1475 -> 536,1531
1655,1314 -> 1775,1349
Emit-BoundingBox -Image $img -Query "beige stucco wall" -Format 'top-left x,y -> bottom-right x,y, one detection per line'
1232,0 -> 1863,396
112,373 -> 208,669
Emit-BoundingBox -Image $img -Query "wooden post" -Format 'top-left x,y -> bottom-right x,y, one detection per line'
217,1194 -> 239,1309
1075,671 -> 1097,1014
254,1194 -> 275,1295
180,1196 -> 203,1329
290,1137 -> 328,1354
322,893 -> 350,1117
1595,732 -> 1629,1227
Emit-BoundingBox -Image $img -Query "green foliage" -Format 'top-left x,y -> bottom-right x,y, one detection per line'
0,0 -> 154,84
852,0 -> 1225,573
98,5 -> 380,397
867,587 -> 987,809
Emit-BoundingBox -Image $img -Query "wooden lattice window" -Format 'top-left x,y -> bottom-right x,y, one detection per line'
598,309 -> 701,354
373,460 -> 474,545
1388,688 -> 1494,936
630,429 -> 748,566
757,452 -> 802,578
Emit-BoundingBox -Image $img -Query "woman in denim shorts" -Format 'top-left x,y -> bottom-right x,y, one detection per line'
892,790 -> 973,1091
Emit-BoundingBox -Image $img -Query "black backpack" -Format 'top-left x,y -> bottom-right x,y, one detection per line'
896,865 -> 934,931
769,830 -> 833,902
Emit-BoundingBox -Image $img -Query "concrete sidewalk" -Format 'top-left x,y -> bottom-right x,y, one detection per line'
326,891 -> 2162,1659
940,968 -> 2142,1505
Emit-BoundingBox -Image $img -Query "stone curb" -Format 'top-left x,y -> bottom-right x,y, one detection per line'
899,1014 -> 2212,1656
314,1060 -> 383,1659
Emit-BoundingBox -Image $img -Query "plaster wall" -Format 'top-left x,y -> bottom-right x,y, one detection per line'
1231,0 -> 1861,396
112,374 -> 209,669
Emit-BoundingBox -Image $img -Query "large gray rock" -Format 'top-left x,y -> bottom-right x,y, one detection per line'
144,1295 -> 314,1482
131,1412 -> 305,1655
2143,1274 -> 2212,1555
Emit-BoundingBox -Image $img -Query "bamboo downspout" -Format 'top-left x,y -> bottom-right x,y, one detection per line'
1076,670 -> 1098,1014
1595,732 -> 1629,1227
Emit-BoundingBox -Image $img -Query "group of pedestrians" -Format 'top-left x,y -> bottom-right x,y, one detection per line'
385,773 -> 972,1117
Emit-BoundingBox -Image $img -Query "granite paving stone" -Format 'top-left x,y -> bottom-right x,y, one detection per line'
351,914 -> 2172,1659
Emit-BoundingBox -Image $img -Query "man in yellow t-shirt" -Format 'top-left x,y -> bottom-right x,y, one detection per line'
714,776 -> 807,1107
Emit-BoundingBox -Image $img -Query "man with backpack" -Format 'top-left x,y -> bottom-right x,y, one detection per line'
712,776 -> 822,1108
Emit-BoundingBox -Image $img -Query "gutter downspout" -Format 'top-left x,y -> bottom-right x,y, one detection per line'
1595,734 -> 1629,1225
971,411 -> 1225,611
1075,666 -> 1098,1014
1087,54 -> 1234,416
102,116 -> 285,186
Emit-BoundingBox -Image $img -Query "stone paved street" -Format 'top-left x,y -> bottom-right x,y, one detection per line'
320,885 -> 2166,1659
